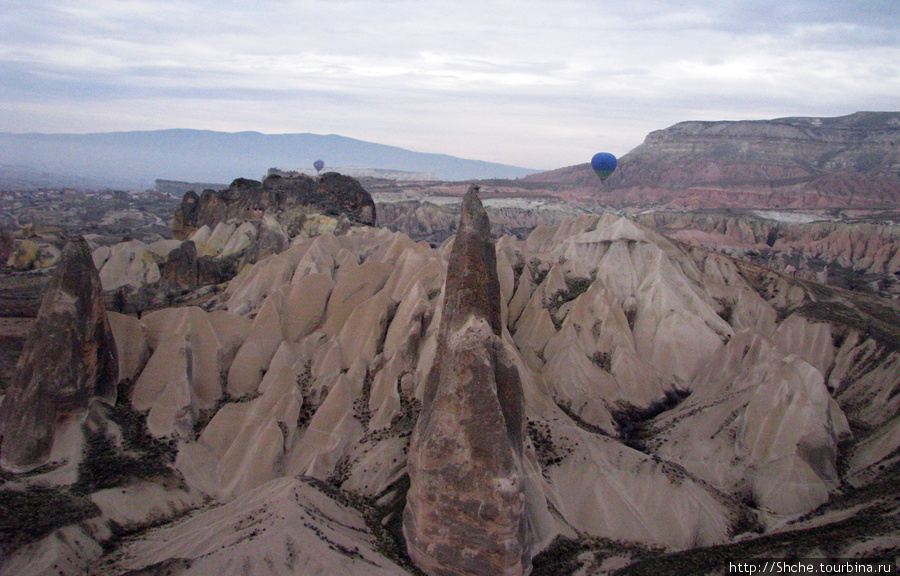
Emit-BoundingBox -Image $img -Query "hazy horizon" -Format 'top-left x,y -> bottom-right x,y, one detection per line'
0,130 -> 542,185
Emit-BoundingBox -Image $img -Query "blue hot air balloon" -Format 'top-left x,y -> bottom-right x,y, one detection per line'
314,159 -> 325,173
591,152 -> 617,181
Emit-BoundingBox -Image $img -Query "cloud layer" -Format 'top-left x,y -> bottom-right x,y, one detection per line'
2,0 -> 898,169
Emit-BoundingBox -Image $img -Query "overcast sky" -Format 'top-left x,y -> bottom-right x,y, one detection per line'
1,0 -> 899,170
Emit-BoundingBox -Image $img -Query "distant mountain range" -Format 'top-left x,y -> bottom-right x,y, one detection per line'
0,130 -> 538,190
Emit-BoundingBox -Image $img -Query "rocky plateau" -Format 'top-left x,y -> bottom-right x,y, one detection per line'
525,111 -> 900,210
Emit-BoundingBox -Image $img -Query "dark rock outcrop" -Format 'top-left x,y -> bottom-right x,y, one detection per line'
0,236 -> 118,471
172,190 -> 201,239
172,172 -> 377,240
404,185 -> 532,576
159,240 -> 199,289
0,228 -> 13,264
158,238 -> 250,294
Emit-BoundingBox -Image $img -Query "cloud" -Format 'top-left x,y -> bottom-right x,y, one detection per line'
1,0 -> 898,169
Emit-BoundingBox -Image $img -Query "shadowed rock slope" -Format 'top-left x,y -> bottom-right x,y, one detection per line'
404,186 -> 532,575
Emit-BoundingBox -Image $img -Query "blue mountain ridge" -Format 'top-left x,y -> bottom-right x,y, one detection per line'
0,129 -> 539,188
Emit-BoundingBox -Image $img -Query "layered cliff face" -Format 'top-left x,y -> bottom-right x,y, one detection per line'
527,112 -> 900,209
628,112 -> 900,185
404,187 -> 532,575
0,236 -> 117,471
2,211 -> 900,574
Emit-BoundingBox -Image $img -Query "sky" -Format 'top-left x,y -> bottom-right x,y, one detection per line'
1,0 -> 899,170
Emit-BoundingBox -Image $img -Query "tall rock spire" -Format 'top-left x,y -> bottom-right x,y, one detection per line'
0,236 -> 118,471
403,185 -> 532,575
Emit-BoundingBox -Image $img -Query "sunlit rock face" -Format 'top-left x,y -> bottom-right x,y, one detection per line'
403,186 -> 533,576
0,236 -> 118,471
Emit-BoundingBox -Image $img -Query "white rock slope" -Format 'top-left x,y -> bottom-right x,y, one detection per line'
4,212 -> 900,575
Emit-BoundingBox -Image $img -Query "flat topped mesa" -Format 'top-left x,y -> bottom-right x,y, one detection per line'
0,236 -> 118,471
404,185 -> 533,576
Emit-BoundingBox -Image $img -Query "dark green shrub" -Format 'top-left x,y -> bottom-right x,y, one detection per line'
0,485 -> 100,555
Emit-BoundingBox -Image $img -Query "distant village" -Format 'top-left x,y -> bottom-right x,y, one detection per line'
0,188 -> 172,201
0,176 -> 237,202
0,180 -> 182,247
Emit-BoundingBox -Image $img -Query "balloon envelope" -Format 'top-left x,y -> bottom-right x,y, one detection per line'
314,159 -> 325,173
591,152 -> 617,181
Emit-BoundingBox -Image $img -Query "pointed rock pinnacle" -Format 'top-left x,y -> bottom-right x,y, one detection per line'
403,185 -> 532,576
0,236 -> 118,471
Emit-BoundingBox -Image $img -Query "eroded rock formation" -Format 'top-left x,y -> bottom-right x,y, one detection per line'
173,172 -> 377,240
0,236 -> 118,470
403,186 -> 532,576
635,210 -> 900,298
4,209 -> 900,574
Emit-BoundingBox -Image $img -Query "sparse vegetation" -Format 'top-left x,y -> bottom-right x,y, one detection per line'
794,296 -> 900,353
72,423 -> 175,495
353,370 -> 374,429
530,259 -> 550,286
547,275 -> 595,328
555,401 -> 610,437
101,505 -> 204,554
295,361 -> 318,430
0,485 -> 101,555
611,513 -> 900,576
0,459 -> 65,483
612,389 -> 691,453
531,535 -> 660,576
527,419 -> 575,469
591,350 -> 612,372
73,381 -> 179,495
304,475 -> 428,575
327,455 -> 353,490
715,297 -> 736,324
532,497 -> 897,576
